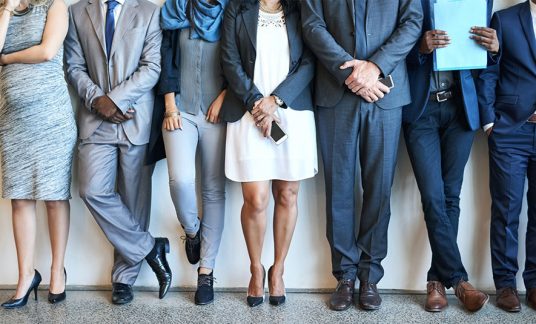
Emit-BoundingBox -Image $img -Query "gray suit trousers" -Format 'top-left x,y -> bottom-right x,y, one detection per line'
317,92 -> 402,284
78,122 -> 155,285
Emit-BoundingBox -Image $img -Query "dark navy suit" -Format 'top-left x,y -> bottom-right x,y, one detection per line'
477,0 -> 536,290
403,0 -> 494,288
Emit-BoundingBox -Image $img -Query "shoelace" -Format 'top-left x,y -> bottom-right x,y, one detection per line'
198,275 -> 216,287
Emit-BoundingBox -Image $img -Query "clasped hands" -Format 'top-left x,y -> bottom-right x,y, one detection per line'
252,96 -> 280,138
340,60 -> 390,103
92,96 -> 134,124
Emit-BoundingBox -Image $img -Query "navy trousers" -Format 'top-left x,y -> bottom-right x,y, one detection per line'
489,122 -> 536,290
317,92 -> 401,284
403,98 -> 475,288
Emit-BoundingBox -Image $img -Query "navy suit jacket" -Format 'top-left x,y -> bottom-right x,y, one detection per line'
477,1 -> 536,134
404,0 -> 494,131
220,0 -> 315,123
301,0 -> 423,109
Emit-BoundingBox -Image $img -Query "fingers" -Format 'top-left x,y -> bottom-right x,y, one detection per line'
372,87 -> 385,99
340,59 -> 358,70
177,115 -> 183,130
376,81 -> 390,94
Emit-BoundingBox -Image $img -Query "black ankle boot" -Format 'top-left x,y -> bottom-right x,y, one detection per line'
145,237 -> 172,299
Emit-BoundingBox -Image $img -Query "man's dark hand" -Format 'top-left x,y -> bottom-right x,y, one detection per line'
108,110 -> 134,124
419,30 -> 451,54
92,96 -> 120,120
470,26 -> 499,54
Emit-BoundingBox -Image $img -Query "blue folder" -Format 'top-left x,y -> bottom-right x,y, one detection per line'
433,0 -> 488,71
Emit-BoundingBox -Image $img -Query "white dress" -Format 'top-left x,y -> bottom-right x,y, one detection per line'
225,10 -> 318,182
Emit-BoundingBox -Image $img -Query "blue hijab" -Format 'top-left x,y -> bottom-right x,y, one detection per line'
161,0 -> 229,42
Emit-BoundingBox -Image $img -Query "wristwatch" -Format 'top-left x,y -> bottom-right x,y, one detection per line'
273,95 -> 285,107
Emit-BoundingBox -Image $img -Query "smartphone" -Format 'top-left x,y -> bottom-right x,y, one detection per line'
271,122 -> 288,145
379,75 -> 395,89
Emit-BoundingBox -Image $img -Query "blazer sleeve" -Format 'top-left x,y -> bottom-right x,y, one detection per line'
157,29 -> 181,95
368,0 -> 423,76
107,7 -> 163,113
301,0 -> 354,85
221,2 -> 263,112
476,12 -> 502,127
64,6 -> 106,112
271,46 -> 315,107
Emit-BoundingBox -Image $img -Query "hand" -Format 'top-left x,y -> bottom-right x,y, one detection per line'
419,30 -> 450,54
4,0 -> 21,11
258,114 -> 280,138
340,60 -> 381,94
92,95 -> 121,120
357,81 -> 391,103
470,26 -> 499,54
108,110 -> 133,124
163,109 -> 182,131
206,90 -> 226,124
486,127 -> 493,137
252,96 -> 278,125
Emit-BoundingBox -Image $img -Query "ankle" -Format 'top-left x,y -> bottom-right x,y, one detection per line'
199,267 -> 212,276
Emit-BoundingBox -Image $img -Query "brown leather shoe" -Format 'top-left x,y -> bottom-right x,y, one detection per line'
425,281 -> 448,312
358,282 -> 382,311
454,280 -> 489,312
527,288 -> 536,310
496,287 -> 521,312
329,279 -> 355,311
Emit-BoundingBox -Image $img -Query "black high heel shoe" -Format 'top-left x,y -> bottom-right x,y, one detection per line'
48,268 -> 67,304
246,266 -> 266,307
1,270 -> 42,309
268,266 -> 286,306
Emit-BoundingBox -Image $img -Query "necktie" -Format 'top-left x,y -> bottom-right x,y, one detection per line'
105,0 -> 119,59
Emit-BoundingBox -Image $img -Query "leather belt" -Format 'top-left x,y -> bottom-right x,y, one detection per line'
429,89 -> 454,102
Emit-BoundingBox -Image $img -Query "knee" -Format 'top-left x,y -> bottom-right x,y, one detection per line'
11,199 -> 35,210
243,192 -> 270,214
168,172 -> 194,193
44,200 -> 67,210
274,186 -> 299,209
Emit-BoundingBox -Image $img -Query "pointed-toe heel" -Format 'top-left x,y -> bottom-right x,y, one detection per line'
246,266 -> 266,307
48,268 -> 67,304
1,270 -> 42,309
268,266 -> 286,306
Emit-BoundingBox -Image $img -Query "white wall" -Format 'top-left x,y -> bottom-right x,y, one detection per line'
0,0 -> 528,291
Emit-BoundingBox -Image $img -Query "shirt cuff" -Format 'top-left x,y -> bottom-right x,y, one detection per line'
483,123 -> 494,132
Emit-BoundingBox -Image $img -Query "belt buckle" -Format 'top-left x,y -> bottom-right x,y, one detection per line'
436,91 -> 448,103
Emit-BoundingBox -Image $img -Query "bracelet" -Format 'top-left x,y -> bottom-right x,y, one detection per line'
164,111 -> 180,118
2,7 -> 14,16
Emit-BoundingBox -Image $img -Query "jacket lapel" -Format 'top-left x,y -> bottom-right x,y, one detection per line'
109,0 -> 139,59
86,0 -> 106,56
242,3 -> 259,51
519,1 -> 536,63
347,0 -> 356,28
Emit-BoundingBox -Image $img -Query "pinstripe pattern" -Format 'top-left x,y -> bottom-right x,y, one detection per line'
0,1 -> 77,200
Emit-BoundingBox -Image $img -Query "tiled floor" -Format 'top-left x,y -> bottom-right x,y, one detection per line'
0,290 -> 535,323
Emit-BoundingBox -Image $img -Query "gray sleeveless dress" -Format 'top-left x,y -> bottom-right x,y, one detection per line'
0,0 -> 77,200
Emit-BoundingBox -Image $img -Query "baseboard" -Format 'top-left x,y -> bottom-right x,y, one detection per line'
0,286 -> 515,295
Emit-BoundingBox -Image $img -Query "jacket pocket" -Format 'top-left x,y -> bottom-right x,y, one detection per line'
495,95 -> 518,105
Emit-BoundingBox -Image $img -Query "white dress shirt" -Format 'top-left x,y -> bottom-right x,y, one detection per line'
100,0 -> 125,28
483,1 -> 536,132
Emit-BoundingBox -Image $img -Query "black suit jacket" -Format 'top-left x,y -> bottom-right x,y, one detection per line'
220,0 -> 315,123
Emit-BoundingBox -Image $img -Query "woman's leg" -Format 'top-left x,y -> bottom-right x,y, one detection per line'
241,181 -> 270,297
11,199 -> 37,299
270,180 -> 300,296
45,200 -> 70,294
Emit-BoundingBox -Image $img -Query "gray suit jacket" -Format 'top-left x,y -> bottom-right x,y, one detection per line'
301,0 -> 423,109
65,0 -> 162,145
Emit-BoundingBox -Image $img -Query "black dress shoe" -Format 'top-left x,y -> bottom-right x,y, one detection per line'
2,270 -> 42,309
247,266 -> 266,307
268,266 -> 286,306
112,283 -> 133,305
329,279 -> 355,311
359,282 -> 382,311
146,237 -> 172,299
48,268 -> 67,304
183,231 -> 201,265
195,271 -> 215,305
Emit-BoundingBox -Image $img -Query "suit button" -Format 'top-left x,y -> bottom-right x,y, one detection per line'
351,31 -> 355,36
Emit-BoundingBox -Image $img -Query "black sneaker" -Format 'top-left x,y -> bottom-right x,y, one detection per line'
182,231 -> 201,264
195,272 -> 215,305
